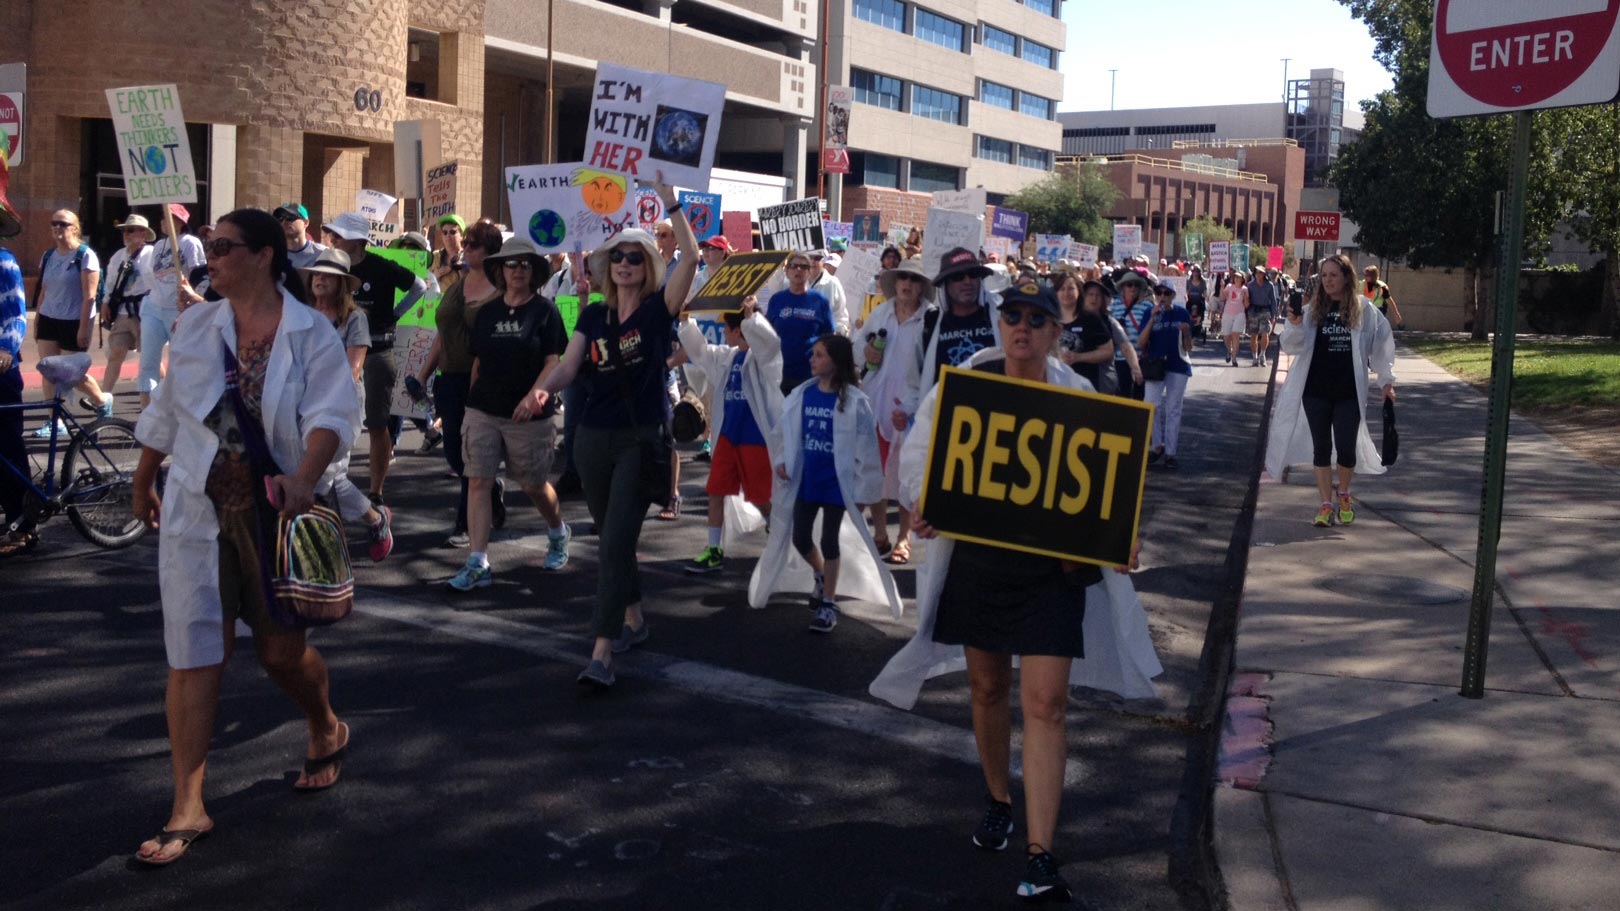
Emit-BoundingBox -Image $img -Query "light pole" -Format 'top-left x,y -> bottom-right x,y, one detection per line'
1109,69 -> 1118,111
1281,58 -> 1292,104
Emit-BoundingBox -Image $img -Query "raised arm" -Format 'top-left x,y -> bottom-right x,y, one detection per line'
658,175 -> 699,312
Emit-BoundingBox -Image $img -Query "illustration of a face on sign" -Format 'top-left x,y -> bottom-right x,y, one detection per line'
574,168 -> 627,215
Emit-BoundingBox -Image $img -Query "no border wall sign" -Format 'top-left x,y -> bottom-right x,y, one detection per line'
1428,0 -> 1620,118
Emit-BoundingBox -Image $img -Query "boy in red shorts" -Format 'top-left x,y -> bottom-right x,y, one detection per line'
676,297 -> 783,573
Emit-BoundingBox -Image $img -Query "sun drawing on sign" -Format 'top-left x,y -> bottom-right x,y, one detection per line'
572,168 -> 628,215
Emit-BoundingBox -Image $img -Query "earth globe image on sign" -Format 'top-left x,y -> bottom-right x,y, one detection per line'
530,209 -> 566,248
651,106 -> 707,168
143,146 -> 168,174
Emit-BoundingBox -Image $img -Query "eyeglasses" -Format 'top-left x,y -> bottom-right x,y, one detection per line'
809,254 -> 825,261
274,212 -> 300,223
501,260 -> 532,270
608,249 -> 646,266
203,237 -> 253,258
786,262 -> 811,271
946,273 -> 978,283
1000,309 -> 1052,328
654,232 -> 674,240
50,220 -> 75,229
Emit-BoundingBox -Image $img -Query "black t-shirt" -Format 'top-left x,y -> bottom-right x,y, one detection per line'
1304,304 -> 1357,400
467,294 -> 570,418
575,292 -> 676,429
931,306 -> 997,378
1061,311 -> 1112,387
348,254 -> 418,339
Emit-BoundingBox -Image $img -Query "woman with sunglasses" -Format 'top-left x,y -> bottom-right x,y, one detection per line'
532,175 -> 697,688
130,208 -> 361,866
872,280 -> 1161,905
431,214 -> 467,291
1136,282 -> 1194,469
31,209 -> 114,432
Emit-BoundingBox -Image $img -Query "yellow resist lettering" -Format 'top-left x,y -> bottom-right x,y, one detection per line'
1096,432 -> 1132,520
941,406 -> 982,494
1060,428 -> 1095,515
939,407 -> 1133,519
704,263 -> 776,299
1009,419 -> 1046,506
976,412 -> 1016,501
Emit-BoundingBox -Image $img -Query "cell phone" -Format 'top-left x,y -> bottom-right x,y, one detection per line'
1288,289 -> 1304,317
264,477 -> 282,509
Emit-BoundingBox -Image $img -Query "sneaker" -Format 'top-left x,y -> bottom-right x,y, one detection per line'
79,395 -> 114,419
1147,449 -> 1163,465
810,571 -> 825,608
32,421 -> 69,440
611,621 -> 650,654
1163,455 -> 1179,470
417,430 -> 443,454
367,491 -> 386,509
543,523 -> 572,571
686,545 -> 725,574
447,557 -> 492,591
446,529 -> 471,548
972,796 -> 1015,851
367,505 -> 394,563
491,478 -> 507,530
1338,494 -> 1356,525
808,602 -> 839,633
1313,503 -> 1333,527
576,659 -> 616,689
1252,356 -> 1260,367
1260,354 -> 1269,367
1016,850 -> 1073,903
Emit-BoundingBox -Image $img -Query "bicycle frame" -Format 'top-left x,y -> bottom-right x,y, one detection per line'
0,393 -> 93,506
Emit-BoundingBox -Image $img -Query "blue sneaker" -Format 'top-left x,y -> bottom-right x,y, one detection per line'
80,395 -> 114,419
543,523 -> 571,571
611,621 -> 650,654
447,557 -> 492,591
32,421 -> 69,440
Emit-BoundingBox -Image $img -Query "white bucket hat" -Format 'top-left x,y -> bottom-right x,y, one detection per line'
323,212 -> 372,242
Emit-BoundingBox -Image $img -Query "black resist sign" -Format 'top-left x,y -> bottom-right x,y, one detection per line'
919,367 -> 1153,568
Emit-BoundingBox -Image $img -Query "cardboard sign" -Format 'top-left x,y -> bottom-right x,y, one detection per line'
860,292 -> 885,327
1141,241 -> 1160,265
889,223 -> 914,248
553,292 -> 603,337
722,210 -> 754,252
824,220 -> 853,246
852,209 -> 883,246
356,188 -> 399,241
1113,224 -> 1143,260
506,162 -> 637,253
990,207 -> 1028,242
984,236 -> 1013,259
105,84 -> 198,204
757,198 -> 824,251
920,207 -> 984,273
678,190 -> 721,241
931,187 -> 988,215
1208,241 -> 1231,273
835,245 -> 881,314
1183,232 -> 1205,264
585,63 -> 727,191
376,245 -> 439,418
919,367 -> 1153,568
1266,245 -> 1285,270
423,161 -> 458,223
1232,243 -> 1251,273
686,250 -> 791,311
392,120 -> 442,199
1069,242 -> 1099,268
1035,234 -> 1070,263
635,186 -> 665,229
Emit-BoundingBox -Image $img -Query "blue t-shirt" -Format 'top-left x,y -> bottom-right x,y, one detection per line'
766,288 -> 833,388
1144,305 -> 1193,376
719,350 -> 766,447
1109,297 -> 1153,361
799,385 -> 842,506
575,292 -> 676,428
39,245 -> 100,321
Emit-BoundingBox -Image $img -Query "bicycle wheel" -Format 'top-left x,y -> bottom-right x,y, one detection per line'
62,417 -> 149,549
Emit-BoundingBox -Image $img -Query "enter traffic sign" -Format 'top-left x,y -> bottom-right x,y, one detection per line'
1294,210 -> 1341,243
1429,0 -> 1620,118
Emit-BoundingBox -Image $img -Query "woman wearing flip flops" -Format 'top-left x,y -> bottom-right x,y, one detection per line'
130,208 -> 361,866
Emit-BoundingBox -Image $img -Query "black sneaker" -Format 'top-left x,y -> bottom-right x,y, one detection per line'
367,491 -> 386,508
972,796 -> 1014,851
1147,449 -> 1163,465
808,602 -> 838,633
1016,849 -> 1072,903
1164,455 -> 1179,470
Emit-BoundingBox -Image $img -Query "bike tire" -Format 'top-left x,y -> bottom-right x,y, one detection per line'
62,417 -> 149,549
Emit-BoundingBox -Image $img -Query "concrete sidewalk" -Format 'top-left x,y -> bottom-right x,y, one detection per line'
1215,347 -> 1620,910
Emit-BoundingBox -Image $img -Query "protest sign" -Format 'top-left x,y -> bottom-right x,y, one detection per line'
423,161 -> 458,223
919,367 -> 1153,568
757,198 -> 824,251
635,186 -> 665,229
1267,246 -> 1285,271
932,187 -> 987,215
585,63 -> 726,191
356,188 -> 399,241
823,220 -> 852,248
722,210 -> 754,252
106,84 -> 198,205
852,209 -> 883,248
1183,232 -> 1205,264
990,207 -> 1028,243
1208,241 -> 1230,273
506,163 -> 638,253
1112,224 -> 1142,260
678,190 -> 721,241
553,291 -> 603,337
984,236 -> 1013,260
373,246 -> 438,418
921,207 -> 984,272
1069,242 -> 1099,268
1232,243 -> 1250,273
1035,234 -> 1070,263
392,120 -> 442,200
835,245 -> 880,315
1141,242 -> 1160,265
686,251 -> 791,312
823,85 -> 852,174
859,293 -> 885,327
889,223 -> 913,248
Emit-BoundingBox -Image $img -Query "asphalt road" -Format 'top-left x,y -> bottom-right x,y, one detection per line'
1,337 -> 1270,911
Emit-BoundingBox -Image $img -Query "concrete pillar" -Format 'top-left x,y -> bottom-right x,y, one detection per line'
208,125 -> 236,224
782,115 -> 809,200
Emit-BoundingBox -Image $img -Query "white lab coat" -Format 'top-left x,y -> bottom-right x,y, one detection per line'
868,348 -> 1164,710
747,383 -> 904,620
858,298 -> 930,500
1264,296 -> 1396,481
135,288 -> 361,670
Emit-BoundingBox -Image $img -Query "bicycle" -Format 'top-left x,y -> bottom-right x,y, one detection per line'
1,353 -> 150,549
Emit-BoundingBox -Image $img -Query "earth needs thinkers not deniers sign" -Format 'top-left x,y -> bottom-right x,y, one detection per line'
106,84 -> 197,205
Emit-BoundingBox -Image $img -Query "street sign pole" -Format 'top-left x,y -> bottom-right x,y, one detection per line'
1459,109 -> 1531,699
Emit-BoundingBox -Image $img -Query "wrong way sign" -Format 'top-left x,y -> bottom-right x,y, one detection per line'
1429,0 -> 1620,118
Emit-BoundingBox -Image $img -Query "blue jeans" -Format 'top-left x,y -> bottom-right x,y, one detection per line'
137,303 -> 179,393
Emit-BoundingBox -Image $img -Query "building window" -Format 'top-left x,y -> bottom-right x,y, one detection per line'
1018,93 -> 1053,120
1134,123 -> 1216,136
915,9 -> 966,52
1022,0 -> 1057,16
1063,126 -> 1130,138
863,152 -> 901,188
1021,39 -> 1055,69
852,68 -> 904,112
976,136 -> 1014,163
912,85 -> 963,125
854,0 -> 907,34
911,161 -> 960,193
1017,146 -> 1052,169
982,24 -> 1017,55
980,80 -> 1015,111
406,27 -> 445,101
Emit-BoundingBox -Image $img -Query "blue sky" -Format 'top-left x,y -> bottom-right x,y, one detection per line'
1057,0 -> 1396,113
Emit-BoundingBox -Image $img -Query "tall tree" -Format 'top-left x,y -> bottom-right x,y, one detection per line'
1543,104 -> 1620,338
1003,164 -> 1119,246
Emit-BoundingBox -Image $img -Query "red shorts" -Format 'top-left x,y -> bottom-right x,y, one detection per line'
878,434 -> 892,471
706,437 -> 773,507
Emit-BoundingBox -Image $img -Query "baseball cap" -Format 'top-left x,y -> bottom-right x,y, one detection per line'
998,279 -> 1061,319
274,202 -> 309,222
701,235 -> 735,253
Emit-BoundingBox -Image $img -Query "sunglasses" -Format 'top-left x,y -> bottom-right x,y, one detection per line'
786,262 -> 811,271
946,273 -> 978,283
274,212 -> 301,223
502,259 -> 532,269
50,220 -> 75,229
896,273 -> 926,283
203,237 -> 253,258
1000,309 -> 1052,329
1156,290 -> 1175,297
608,249 -> 647,265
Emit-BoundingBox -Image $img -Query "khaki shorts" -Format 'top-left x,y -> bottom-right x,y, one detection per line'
108,314 -> 141,352
462,406 -> 558,487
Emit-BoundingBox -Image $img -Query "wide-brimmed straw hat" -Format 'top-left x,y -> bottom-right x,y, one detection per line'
587,227 -> 664,291
298,248 -> 361,292
114,213 -> 157,243
878,258 -> 936,302
484,236 -> 553,286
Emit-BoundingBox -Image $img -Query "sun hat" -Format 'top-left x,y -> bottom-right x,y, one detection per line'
484,236 -> 553,287
1113,268 -> 1152,291
390,231 -> 430,252
877,259 -> 936,302
298,248 -> 361,292
323,212 -> 372,242
587,227 -> 664,292
114,213 -> 157,243
932,247 -> 992,286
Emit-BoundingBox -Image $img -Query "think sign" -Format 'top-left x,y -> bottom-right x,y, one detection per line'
1294,210 -> 1342,242
1428,0 -> 1620,117
106,84 -> 197,205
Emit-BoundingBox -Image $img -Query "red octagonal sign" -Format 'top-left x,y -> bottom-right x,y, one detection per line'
1430,0 -> 1620,117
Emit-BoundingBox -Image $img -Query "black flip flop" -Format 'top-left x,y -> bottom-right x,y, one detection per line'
135,827 -> 209,867
294,723 -> 349,792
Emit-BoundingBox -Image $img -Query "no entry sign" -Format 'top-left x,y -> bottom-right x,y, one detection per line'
1294,210 -> 1341,242
1429,0 -> 1620,117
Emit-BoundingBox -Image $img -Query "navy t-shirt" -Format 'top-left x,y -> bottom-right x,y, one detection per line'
1304,305 -> 1357,400
766,288 -> 834,389
799,385 -> 842,505
575,293 -> 676,428
932,306 -> 997,377
720,350 -> 766,447
1061,311 -> 1112,387
1144,305 -> 1193,376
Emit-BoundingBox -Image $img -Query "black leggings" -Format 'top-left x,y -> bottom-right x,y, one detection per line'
1302,395 -> 1360,469
792,499 -> 844,561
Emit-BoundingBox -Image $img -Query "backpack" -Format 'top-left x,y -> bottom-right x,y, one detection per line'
31,244 -> 105,313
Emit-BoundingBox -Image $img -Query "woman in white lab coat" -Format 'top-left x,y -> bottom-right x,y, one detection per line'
130,208 -> 361,866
